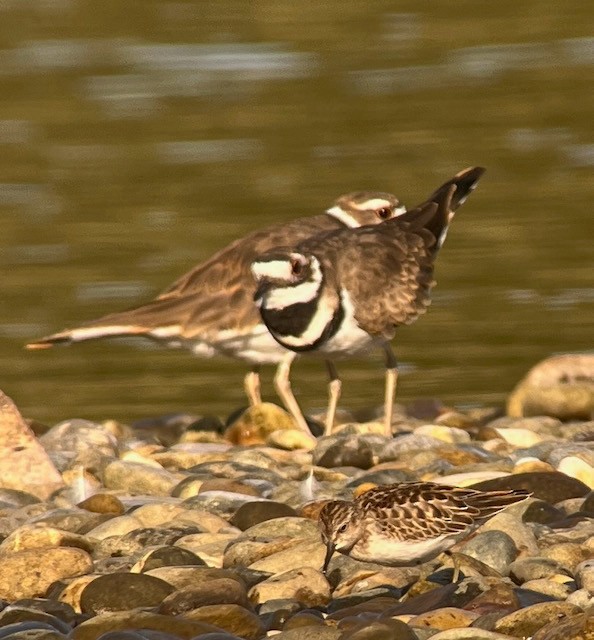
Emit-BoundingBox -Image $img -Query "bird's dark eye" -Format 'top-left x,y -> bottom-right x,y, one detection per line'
377,207 -> 392,220
291,259 -> 303,276
337,523 -> 348,534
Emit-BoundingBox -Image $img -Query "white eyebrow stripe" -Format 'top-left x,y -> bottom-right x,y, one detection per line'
354,198 -> 393,211
326,205 -> 359,228
251,260 -> 292,281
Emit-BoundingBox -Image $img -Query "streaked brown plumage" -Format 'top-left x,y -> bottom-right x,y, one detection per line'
318,481 -> 531,572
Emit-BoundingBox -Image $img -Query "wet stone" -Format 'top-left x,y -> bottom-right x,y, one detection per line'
230,501 -> 297,530
338,618 -> 417,640
157,578 -> 250,615
248,567 -> 331,608
493,601 -> 581,637
77,494 -> 125,515
509,557 -> 570,583
470,471 -> 590,503
0,606 -> 71,634
182,492 -> 263,519
0,547 -> 93,601
94,525 -> 203,558
131,545 -> 206,572
103,460 -> 184,496
181,604 -> 265,640
69,611 -> 221,640
459,531 -> 518,575
79,573 -> 175,614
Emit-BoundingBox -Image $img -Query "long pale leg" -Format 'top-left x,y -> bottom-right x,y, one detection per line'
324,360 -> 341,436
383,343 -> 398,437
274,352 -> 316,440
244,367 -> 261,406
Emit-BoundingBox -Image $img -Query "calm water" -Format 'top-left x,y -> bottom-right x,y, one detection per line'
1,1 -> 592,425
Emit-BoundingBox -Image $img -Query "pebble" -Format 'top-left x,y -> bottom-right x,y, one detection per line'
1,385 -> 593,640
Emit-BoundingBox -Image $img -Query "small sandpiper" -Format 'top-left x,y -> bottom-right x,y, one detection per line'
318,481 -> 531,574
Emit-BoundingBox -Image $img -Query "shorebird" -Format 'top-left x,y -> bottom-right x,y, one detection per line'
252,168 -> 485,435
27,167 -> 483,438
318,481 -> 531,574
26,191 -> 406,438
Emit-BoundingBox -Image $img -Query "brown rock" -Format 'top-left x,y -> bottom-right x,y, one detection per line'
0,547 -> 93,600
77,493 -> 125,515
508,354 -> 594,420
80,573 -> 175,614
493,601 -> 582,637
69,611 -> 220,640
0,524 -> 94,555
181,604 -> 265,640
225,403 -> 309,446
0,391 -> 64,500
532,611 -> 594,640
409,607 -> 479,630
248,567 -> 331,607
158,578 -> 250,614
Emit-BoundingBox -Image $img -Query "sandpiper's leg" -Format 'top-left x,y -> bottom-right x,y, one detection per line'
274,352 -> 316,440
324,360 -> 341,436
444,550 -> 462,583
383,343 -> 398,437
244,367 -> 261,406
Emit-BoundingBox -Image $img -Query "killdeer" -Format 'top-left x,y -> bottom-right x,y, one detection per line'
252,168 -> 485,436
26,167 -> 483,439
26,191 -> 407,439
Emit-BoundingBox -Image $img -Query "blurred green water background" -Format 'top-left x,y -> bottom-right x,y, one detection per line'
1,0 -> 592,425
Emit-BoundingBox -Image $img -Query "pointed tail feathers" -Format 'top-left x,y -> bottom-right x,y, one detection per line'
426,166 -> 486,213
25,297 -> 185,349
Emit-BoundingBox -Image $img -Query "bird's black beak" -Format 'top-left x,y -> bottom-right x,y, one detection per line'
253,282 -> 266,306
322,542 -> 335,574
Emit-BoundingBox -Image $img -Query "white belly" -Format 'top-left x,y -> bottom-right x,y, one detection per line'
185,324 -> 287,365
318,290 -> 374,357
350,533 -> 457,566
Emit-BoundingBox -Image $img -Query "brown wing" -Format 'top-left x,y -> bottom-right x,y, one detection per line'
357,482 -> 529,542
27,213 -> 345,346
158,214 -> 342,298
334,224 -> 436,338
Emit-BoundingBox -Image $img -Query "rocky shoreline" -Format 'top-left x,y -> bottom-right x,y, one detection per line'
0,358 -> 593,640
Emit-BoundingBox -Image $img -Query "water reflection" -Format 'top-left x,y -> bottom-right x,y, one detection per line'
0,1 -> 592,425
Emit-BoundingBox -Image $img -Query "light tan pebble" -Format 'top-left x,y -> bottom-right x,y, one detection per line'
493,427 -> 550,447
146,566 -> 245,591
333,421 -> 387,435
0,523 -> 95,555
129,502 -> 184,527
56,574 -> 100,613
0,547 -> 94,600
513,458 -> 556,474
541,542 -> 591,572
557,455 -> 594,489
103,459 -> 186,495
85,514 -> 144,540
267,429 -> 318,451
409,607 -> 479,630
120,450 -> 163,467
249,539 -> 326,573
521,577 -> 575,599
435,472 -> 510,487
479,512 -> 539,554
248,566 -> 331,607
493,601 -> 582,637
414,424 -> 471,444
225,403 -> 304,446
174,532 -> 238,567
151,446 -> 232,469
